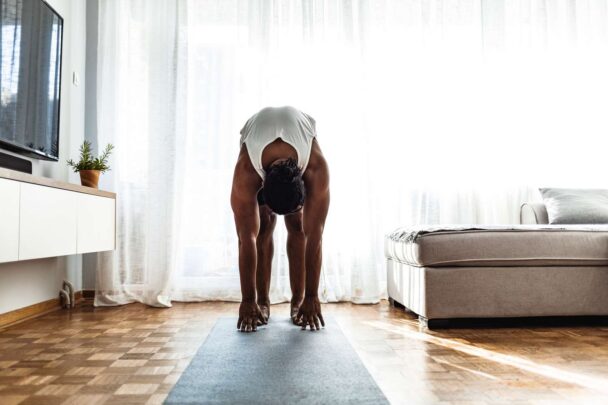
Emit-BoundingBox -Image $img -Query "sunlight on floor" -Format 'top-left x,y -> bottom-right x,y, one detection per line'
365,320 -> 608,394
432,357 -> 500,381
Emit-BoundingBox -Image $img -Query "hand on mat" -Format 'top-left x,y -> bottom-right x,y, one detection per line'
258,304 -> 270,326
237,301 -> 265,332
290,297 -> 303,326
296,296 -> 325,331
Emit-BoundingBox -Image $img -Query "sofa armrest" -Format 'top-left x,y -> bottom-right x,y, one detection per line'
520,202 -> 549,224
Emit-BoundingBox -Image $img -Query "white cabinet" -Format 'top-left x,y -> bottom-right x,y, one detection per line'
77,193 -> 115,254
0,178 -> 20,263
0,170 -> 116,263
19,183 -> 78,261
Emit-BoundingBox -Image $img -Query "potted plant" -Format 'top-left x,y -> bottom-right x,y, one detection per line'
67,140 -> 114,189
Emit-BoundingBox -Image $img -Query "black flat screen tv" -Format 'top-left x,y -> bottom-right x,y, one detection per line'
0,0 -> 63,161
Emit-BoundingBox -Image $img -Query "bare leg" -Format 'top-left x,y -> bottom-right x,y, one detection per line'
256,205 -> 276,324
285,211 -> 305,325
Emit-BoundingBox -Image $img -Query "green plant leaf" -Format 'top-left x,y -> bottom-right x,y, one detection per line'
66,141 -> 114,173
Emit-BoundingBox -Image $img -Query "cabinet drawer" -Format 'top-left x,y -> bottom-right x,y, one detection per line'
77,193 -> 115,254
19,183 -> 78,261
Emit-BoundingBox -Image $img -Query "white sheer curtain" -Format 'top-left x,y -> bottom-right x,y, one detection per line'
94,0 -> 608,307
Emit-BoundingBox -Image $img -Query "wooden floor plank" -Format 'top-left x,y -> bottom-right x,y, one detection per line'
1,301 -> 608,404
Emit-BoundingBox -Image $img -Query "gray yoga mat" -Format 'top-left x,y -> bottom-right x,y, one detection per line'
165,317 -> 388,405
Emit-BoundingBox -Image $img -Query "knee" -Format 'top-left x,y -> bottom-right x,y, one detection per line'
238,234 -> 257,248
269,212 -> 277,226
259,214 -> 277,238
285,216 -> 304,236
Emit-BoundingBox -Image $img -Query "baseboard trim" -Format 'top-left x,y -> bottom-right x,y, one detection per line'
0,291 -> 85,330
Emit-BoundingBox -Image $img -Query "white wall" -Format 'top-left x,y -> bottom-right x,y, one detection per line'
0,0 -> 87,314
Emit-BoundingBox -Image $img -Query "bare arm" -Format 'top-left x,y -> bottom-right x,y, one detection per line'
297,143 -> 330,330
230,147 -> 264,331
303,174 -> 330,297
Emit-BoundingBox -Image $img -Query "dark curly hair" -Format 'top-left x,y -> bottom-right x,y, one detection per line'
263,158 -> 306,215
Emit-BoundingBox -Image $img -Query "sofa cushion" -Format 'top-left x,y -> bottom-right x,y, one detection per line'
540,188 -> 608,224
386,225 -> 608,267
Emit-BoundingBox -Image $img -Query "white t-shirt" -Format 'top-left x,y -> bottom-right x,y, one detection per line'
240,106 -> 317,179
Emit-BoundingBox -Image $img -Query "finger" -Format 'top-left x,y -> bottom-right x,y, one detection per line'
237,316 -> 242,329
246,319 -> 253,332
313,316 -> 320,330
257,314 -> 266,326
252,318 -> 258,331
319,313 -> 325,327
309,316 -> 316,331
240,320 -> 246,332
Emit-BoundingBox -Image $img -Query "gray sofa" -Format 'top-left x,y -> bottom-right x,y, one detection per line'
386,202 -> 608,327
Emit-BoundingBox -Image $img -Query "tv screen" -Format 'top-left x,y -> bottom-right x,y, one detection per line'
0,0 -> 63,161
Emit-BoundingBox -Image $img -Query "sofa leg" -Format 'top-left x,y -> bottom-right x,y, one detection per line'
388,297 -> 406,310
418,317 -> 452,329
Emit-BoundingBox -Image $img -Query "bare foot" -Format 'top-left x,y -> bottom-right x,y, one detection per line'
290,297 -> 303,325
257,303 -> 270,325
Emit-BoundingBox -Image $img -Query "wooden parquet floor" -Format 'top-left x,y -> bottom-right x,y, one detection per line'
1,301 -> 608,404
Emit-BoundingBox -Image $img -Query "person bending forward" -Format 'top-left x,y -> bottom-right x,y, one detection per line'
230,106 -> 330,332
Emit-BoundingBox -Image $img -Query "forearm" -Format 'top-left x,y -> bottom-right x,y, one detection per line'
304,235 -> 322,296
238,237 -> 257,302
287,231 -> 306,298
